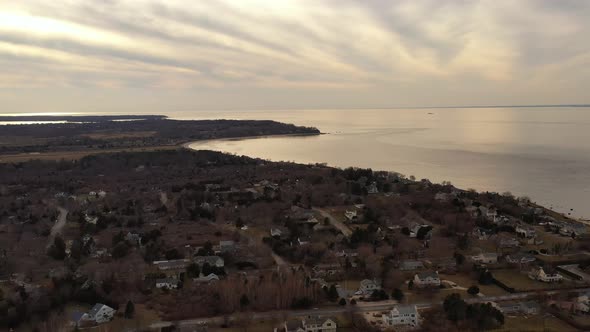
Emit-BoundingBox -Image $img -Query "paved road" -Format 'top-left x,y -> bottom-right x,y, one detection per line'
313,208 -> 352,237
47,207 -> 68,248
145,287 -> 590,331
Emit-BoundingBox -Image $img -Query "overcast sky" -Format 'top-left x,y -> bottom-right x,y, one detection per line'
1,0 -> 589,113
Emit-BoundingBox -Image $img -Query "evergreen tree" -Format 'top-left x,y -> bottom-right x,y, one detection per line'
124,300 -> 135,319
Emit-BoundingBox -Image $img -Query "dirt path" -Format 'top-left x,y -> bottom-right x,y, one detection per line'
48,207 -> 68,247
313,207 -> 352,237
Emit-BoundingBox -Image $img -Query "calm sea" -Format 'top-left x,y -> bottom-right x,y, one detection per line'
182,107 -> 590,220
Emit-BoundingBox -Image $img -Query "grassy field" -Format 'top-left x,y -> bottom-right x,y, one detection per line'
0,145 -> 180,162
494,315 -> 577,332
441,273 -> 509,296
493,269 -> 572,292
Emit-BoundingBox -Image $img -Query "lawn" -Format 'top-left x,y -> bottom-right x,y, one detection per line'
494,315 -> 577,332
441,273 -> 509,296
493,269 -> 570,292
0,145 -> 180,162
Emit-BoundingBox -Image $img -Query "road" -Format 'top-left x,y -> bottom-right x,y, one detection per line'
144,287 -> 590,331
313,208 -> 352,237
47,207 -> 68,247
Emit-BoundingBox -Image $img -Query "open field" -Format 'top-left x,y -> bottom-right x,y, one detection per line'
441,273 -> 509,296
0,145 -> 180,162
405,287 -> 469,304
493,270 -> 573,292
81,130 -> 157,139
494,315 -> 577,332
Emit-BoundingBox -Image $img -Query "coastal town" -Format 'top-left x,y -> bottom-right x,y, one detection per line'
2,130 -> 590,331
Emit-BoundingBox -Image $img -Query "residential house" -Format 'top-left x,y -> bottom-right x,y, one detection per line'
194,256 -> 225,268
529,267 -> 563,283
302,316 -> 337,332
382,305 -> 420,328
85,303 -> 116,324
505,253 -> 536,265
575,293 -> 590,313
270,228 -> 283,238
280,316 -> 337,332
497,301 -> 539,315
557,264 -> 590,282
499,237 -> 520,249
413,271 -> 441,288
193,273 -> 220,283
516,225 -> 536,239
471,252 -> 499,264
156,278 -> 180,289
367,182 -> 379,194
84,213 -> 98,225
472,228 -> 494,240
344,210 -> 358,222
218,240 -> 236,253
359,279 -> 381,295
408,222 -> 429,238
297,237 -> 311,246
399,260 -> 425,271
126,232 -> 142,246
153,259 -> 189,277
312,263 -> 343,278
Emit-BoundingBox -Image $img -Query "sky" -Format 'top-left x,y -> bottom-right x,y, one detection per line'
0,0 -> 589,113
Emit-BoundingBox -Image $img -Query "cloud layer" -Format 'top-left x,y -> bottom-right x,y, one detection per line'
1,0 -> 589,112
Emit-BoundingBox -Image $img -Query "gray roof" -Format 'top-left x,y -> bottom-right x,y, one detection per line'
154,259 -> 188,270
393,305 -> 418,316
305,316 -> 334,326
88,303 -> 113,317
400,260 -> 424,270
416,271 -> 439,280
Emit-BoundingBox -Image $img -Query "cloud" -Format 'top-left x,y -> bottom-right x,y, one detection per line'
0,0 -> 589,111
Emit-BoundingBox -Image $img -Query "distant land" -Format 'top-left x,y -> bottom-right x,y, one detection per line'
0,115 -> 320,161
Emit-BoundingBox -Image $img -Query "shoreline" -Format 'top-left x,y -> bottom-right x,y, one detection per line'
181,132 -> 323,149
185,133 -> 587,224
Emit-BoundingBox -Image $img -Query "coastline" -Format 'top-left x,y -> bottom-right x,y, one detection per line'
181,132 -> 323,149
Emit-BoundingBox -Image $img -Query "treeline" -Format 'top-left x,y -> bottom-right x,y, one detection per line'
0,118 -> 320,153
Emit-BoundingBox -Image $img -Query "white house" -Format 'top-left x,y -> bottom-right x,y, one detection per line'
471,252 -> 499,264
413,271 -> 441,288
344,210 -> 358,222
302,316 -> 337,332
84,213 -> 98,225
156,278 -> 180,289
281,316 -> 337,332
506,253 -> 536,265
529,267 -> 563,283
516,225 -> 536,239
575,293 -> 590,313
367,182 -> 379,194
359,279 -> 381,295
87,303 -> 116,324
383,305 -> 420,328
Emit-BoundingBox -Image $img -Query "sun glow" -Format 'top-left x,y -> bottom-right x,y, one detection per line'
0,11 -> 126,45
